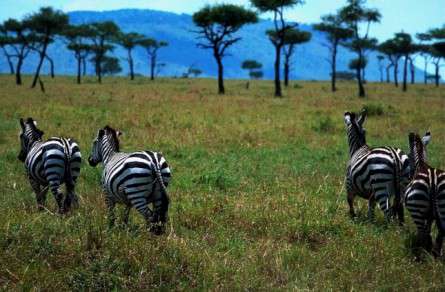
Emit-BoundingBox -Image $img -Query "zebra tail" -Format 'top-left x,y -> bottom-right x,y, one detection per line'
62,139 -> 75,188
154,162 -> 169,203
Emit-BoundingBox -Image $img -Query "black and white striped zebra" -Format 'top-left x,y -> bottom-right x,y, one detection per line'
88,125 -> 171,234
18,118 -> 81,213
405,132 -> 445,257
344,110 -> 410,222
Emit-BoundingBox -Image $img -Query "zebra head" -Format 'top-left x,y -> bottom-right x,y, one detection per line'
344,109 -> 367,156
88,125 -> 122,166
18,117 -> 44,162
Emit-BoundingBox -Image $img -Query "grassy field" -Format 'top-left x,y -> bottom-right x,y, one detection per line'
0,74 -> 444,290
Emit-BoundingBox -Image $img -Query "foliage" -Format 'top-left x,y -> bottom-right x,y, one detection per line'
101,56 -> 122,76
193,4 -> 257,94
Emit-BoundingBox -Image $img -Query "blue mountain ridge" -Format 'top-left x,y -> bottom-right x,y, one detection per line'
0,8 -> 424,81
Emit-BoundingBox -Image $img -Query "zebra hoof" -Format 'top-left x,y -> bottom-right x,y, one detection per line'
149,223 -> 165,235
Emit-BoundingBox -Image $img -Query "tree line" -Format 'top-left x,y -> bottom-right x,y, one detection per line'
193,0 -> 445,97
0,7 -> 168,91
0,2 -> 444,97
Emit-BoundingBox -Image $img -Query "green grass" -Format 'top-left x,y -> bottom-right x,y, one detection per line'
0,75 -> 445,290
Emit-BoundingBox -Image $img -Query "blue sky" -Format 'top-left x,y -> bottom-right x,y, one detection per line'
0,0 -> 443,42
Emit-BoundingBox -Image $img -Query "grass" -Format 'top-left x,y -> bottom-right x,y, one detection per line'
0,75 -> 445,290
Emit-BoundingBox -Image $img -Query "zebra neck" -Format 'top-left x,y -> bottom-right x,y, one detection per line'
101,146 -> 117,165
349,144 -> 368,157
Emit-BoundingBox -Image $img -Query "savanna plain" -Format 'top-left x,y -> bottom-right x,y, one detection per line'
0,75 -> 445,290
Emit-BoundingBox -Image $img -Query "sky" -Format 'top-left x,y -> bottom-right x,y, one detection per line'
0,0 -> 443,42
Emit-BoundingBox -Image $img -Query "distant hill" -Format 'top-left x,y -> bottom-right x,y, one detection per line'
0,8 -> 424,81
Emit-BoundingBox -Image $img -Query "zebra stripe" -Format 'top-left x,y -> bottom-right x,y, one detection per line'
88,126 -> 171,233
405,132 -> 445,257
18,118 -> 81,213
344,110 -> 410,222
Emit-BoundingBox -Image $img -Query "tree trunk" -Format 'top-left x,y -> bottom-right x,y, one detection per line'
15,56 -> 24,85
402,55 -> 408,92
331,45 -> 337,92
386,64 -> 392,83
82,57 -> 87,76
46,55 -> 54,78
435,62 -> 440,87
357,51 -> 365,97
379,66 -> 383,83
274,44 -> 282,97
76,55 -> 81,84
215,52 -> 224,94
394,61 -> 399,87
128,49 -> 134,80
150,53 -> 156,81
409,58 -> 415,84
97,56 -> 102,84
31,37 -> 49,88
284,58 -> 290,87
423,57 -> 428,84
2,47 -> 15,74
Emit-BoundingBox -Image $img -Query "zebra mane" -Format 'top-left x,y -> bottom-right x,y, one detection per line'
409,132 -> 425,169
103,125 -> 120,152
21,117 -> 44,141
345,111 -> 366,156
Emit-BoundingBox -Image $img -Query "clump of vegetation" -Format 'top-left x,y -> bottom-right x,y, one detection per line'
363,103 -> 385,116
312,116 -> 336,133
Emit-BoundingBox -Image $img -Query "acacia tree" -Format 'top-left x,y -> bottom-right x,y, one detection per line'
24,7 -> 68,89
193,4 -> 257,94
241,59 -> 262,89
339,0 -> 381,97
378,39 -> 401,86
314,13 -> 353,92
429,26 -> 445,86
118,32 -> 145,80
101,55 -> 122,76
64,24 -> 94,84
281,28 -> 311,87
139,38 -> 168,80
0,24 -> 15,74
251,0 -> 303,97
1,19 -> 37,85
392,32 -> 418,91
89,21 -> 120,83
417,33 -> 433,84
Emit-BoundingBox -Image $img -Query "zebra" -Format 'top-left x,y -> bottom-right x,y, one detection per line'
344,109 -> 410,223
18,117 -> 81,213
405,132 -> 445,257
88,125 -> 171,234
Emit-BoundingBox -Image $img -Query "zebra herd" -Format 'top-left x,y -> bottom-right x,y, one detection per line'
18,118 -> 170,234
344,109 -> 445,257
17,111 -> 445,256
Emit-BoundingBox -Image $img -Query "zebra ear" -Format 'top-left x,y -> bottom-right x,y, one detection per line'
19,118 -> 25,130
357,109 -> 367,126
116,130 -> 123,137
344,112 -> 352,125
98,129 -> 105,137
422,131 -> 431,146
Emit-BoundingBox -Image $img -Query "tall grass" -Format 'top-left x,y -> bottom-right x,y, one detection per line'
0,75 -> 444,290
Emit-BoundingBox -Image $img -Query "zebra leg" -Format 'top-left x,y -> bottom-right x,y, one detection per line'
347,190 -> 356,218
30,178 -> 47,211
367,197 -> 376,221
63,182 -> 78,212
122,205 -> 131,226
105,198 -> 116,229
433,221 -> 445,258
48,180 -> 64,214
375,189 -> 392,223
